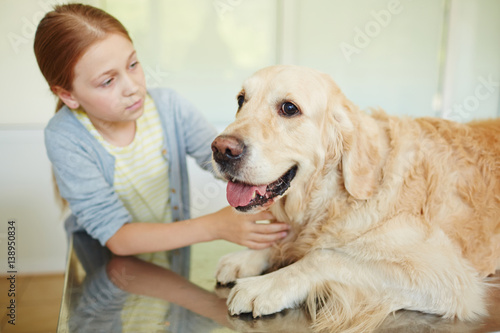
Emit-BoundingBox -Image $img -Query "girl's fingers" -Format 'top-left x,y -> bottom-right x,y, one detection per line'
246,241 -> 274,250
252,221 -> 290,234
250,229 -> 288,243
243,224 -> 290,249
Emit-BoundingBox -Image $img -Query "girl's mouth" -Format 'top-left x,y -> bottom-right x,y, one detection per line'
126,98 -> 143,112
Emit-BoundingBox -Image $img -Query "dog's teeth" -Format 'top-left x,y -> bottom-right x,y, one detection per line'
252,191 -> 257,199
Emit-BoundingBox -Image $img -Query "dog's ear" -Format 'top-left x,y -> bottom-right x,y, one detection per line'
340,103 -> 382,200
320,73 -> 383,200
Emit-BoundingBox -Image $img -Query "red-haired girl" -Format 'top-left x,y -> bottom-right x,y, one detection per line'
34,4 -> 289,272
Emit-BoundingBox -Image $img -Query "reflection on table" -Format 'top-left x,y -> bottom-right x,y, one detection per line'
57,231 -> 500,332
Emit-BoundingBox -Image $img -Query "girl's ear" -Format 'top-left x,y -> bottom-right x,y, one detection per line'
51,86 -> 80,109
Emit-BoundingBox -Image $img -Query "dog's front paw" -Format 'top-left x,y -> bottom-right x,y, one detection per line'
216,249 -> 270,285
227,269 -> 309,317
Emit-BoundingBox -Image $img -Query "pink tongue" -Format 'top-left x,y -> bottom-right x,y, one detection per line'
226,181 -> 267,207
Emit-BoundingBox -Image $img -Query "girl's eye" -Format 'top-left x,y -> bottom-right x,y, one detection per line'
130,61 -> 139,69
101,78 -> 113,87
280,101 -> 301,117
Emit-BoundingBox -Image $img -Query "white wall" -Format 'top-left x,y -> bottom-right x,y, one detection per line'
440,0 -> 500,122
1,0 -> 498,274
0,129 -> 68,273
294,0 -> 445,117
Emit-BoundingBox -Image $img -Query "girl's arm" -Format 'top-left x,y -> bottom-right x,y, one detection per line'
106,207 -> 289,256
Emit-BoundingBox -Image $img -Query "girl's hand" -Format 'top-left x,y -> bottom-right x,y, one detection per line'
210,206 -> 290,249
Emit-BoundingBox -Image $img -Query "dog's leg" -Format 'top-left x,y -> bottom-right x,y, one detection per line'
226,249 -> 334,317
225,248 -> 397,332
216,248 -> 272,285
226,240 -> 486,329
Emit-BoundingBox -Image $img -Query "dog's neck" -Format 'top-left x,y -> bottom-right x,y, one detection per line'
270,158 -> 349,227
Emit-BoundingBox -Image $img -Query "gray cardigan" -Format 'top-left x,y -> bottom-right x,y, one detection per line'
45,88 -> 218,277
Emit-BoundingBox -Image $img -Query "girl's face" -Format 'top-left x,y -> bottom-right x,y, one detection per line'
58,33 -> 147,126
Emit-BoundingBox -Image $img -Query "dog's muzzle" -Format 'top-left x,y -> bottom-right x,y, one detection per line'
212,134 -> 298,212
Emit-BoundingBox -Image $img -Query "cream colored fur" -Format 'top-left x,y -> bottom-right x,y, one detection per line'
213,65 -> 500,332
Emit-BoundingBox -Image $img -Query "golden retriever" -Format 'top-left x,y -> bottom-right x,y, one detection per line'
211,65 -> 500,332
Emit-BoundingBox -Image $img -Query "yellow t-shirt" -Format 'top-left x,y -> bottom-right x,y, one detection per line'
74,94 -> 172,225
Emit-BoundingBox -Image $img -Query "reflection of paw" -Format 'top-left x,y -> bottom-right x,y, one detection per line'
227,269 -> 310,317
216,249 -> 270,285
227,308 -> 312,333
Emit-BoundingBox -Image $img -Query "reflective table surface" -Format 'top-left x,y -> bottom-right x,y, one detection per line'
58,232 -> 500,332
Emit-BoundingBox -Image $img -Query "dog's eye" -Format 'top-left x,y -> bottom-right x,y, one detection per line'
280,102 -> 300,117
237,94 -> 245,108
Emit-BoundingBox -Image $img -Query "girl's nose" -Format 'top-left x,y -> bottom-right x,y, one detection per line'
122,72 -> 141,96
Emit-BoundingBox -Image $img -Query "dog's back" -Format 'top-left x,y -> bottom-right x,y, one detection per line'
412,117 -> 500,276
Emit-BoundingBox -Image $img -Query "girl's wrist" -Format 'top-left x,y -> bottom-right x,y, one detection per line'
193,212 -> 220,243
207,210 -> 223,241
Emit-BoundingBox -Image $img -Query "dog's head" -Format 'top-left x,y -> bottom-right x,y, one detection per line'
212,65 -> 382,214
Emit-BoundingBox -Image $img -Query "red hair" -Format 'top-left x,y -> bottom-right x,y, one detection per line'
34,3 -> 132,112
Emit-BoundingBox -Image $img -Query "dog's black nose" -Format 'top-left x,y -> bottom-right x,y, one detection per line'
212,135 -> 246,164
